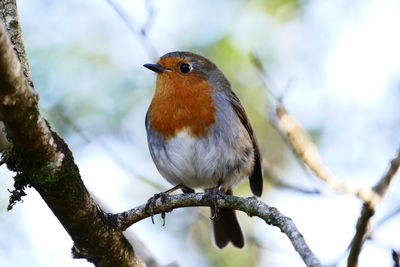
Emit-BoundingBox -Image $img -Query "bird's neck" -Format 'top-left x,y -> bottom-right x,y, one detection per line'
149,75 -> 216,140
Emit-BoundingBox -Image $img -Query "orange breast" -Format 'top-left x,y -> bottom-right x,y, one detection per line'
149,72 -> 216,140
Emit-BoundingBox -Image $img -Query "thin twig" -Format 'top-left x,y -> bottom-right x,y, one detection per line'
273,106 -> 380,204
249,52 -> 380,204
347,149 -> 400,267
251,52 -> 400,266
263,159 -> 321,195
105,0 -> 158,61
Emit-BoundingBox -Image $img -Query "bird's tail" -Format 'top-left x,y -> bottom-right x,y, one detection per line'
212,189 -> 244,249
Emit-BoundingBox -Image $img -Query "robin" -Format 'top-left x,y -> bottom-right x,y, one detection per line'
144,51 -> 263,249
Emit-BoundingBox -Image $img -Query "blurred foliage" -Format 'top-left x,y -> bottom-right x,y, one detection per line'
254,0 -> 302,21
30,45 -> 145,136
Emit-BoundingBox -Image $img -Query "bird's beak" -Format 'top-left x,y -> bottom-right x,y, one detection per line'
144,63 -> 167,73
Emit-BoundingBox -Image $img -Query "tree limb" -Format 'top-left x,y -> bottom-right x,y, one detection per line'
249,52 -> 380,204
110,193 -> 323,267
272,105 -> 380,204
347,149 -> 400,267
0,0 -> 33,87
0,1 -> 62,168
250,52 -> 400,266
0,3 -> 143,266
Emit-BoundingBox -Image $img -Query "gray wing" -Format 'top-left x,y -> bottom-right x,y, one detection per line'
228,91 -> 263,197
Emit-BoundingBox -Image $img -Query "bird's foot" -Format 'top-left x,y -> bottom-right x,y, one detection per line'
203,187 -> 225,221
146,184 -> 194,226
145,192 -> 169,225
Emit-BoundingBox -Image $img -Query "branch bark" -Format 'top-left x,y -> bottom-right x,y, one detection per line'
0,5 -> 63,169
0,2 -> 143,266
0,0 -> 32,86
110,193 -> 322,267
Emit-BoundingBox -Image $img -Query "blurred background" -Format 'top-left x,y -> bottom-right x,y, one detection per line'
1,0 -> 400,266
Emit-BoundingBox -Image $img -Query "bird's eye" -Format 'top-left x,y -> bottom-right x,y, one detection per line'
179,63 -> 191,74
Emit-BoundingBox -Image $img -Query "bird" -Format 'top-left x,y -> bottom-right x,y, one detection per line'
144,51 -> 263,249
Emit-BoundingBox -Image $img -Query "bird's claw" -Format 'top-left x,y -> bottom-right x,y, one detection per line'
145,192 -> 169,225
203,187 -> 225,221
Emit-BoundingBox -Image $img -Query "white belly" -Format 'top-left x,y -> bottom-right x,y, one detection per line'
151,129 -> 254,190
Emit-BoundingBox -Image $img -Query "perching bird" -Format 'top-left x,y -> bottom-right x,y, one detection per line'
144,51 -> 263,248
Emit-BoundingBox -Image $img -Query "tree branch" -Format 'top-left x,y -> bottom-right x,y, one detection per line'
0,3 -> 143,266
249,52 -> 380,204
347,149 -> 400,267
110,193 -> 322,267
0,0 -> 33,87
272,105 -> 380,204
0,1 -> 63,168
250,52 -> 400,266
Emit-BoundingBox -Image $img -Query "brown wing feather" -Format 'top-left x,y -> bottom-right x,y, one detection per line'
229,91 -> 263,196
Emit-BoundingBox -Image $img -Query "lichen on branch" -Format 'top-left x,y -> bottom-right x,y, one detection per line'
112,193 -> 323,267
